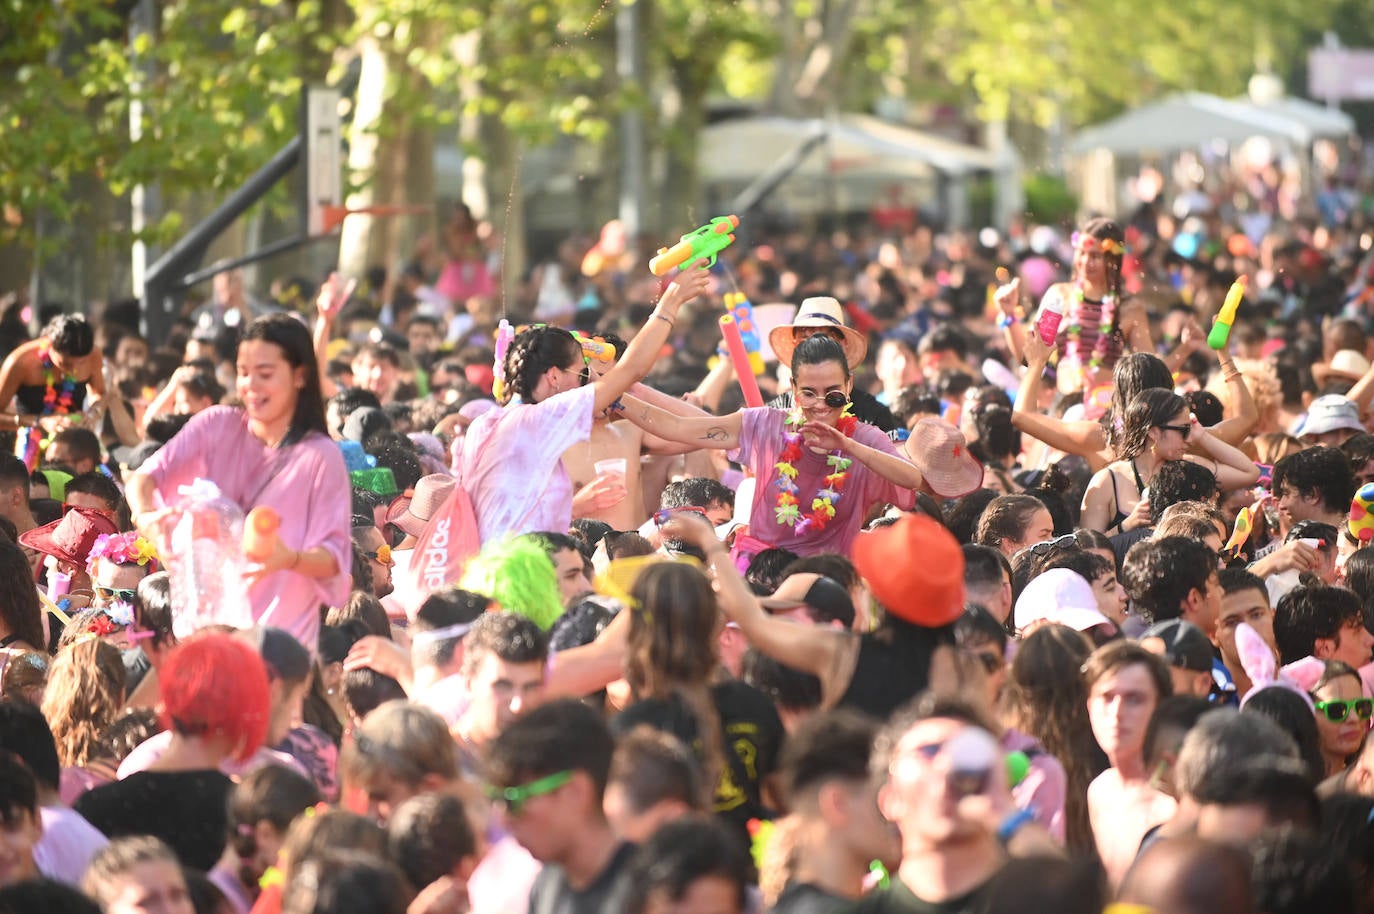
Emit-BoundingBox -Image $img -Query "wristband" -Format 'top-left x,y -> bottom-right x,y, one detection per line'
652,313 -> 674,327
997,312 -> 1019,329
996,808 -> 1036,844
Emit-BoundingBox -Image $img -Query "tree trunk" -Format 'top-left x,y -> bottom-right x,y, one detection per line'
338,32 -> 389,278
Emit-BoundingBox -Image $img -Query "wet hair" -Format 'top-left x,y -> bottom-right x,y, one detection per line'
946,489 -> 1000,545
1272,446 -> 1358,516
386,793 -> 478,891
1106,353 -> 1175,454
40,639 -> 126,767
0,541 -> 43,650
486,697 -> 615,798
500,325 -> 582,405
624,818 -> 751,914
974,404 -> 1021,463
343,669 -> 408,721
954,605 -> 1008,653
974,494 -> 1046,551
0,700 -> 60,792
326,590 -> 391,639
1273,586 -> 1367,666
1121,536 -> 1215,624
240,313 -> 330,444
790,334 -> 851,380
1342,548 -> 1374,628
608,727 -> 708,817
1118,388 -> 1189,460
159,633 -> 271,763
44,314 -> 95,358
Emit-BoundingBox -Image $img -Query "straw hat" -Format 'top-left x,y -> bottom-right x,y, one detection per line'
903,418 -> 984,499
768,297 -> 868,370
385,474 -> 457,539
1312,349 -> 1372,386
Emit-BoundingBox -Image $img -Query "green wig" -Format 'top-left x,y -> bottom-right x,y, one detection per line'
459,535 -> 564,630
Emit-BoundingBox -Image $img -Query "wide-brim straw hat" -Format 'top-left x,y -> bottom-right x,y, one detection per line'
768,297 -> 868,370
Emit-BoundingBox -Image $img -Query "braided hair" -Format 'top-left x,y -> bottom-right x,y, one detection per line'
500,326 -> 582,405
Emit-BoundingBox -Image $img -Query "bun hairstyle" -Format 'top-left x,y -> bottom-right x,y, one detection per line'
500,326 -> 582,405
790,334 -> 850,380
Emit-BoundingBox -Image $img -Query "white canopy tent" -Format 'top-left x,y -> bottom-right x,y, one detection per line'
699,114 -> 1019,227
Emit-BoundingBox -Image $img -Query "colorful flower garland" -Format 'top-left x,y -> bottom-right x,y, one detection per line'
1063,286 -> 1118,372
15,341 -> 81,471
86,531 -> 158,575
773,405 -> 858,535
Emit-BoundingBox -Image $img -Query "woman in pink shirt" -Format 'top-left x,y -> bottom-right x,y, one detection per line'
616,335 -> 921,556
127,314 -> 350,651
458,265 -> 711,542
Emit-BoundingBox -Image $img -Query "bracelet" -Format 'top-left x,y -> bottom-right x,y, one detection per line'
997,312 -> 1019,329
652,313 -> 674,328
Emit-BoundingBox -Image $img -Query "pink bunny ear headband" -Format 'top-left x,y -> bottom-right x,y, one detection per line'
1236,622 -> 1321,712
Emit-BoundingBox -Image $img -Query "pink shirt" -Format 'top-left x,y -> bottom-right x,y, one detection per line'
118,730 -> 310,781
142,406 -> 351,650
36,805 -> 109,886
731,407 -> 915,556
436,259 -> 495,304
458,386 -> 596,543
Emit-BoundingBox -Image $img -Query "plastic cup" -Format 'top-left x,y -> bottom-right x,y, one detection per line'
593,458 -> 628,484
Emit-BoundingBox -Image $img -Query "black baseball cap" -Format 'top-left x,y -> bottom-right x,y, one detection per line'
759,574 -> 855,628
1141,619 -> 1213,673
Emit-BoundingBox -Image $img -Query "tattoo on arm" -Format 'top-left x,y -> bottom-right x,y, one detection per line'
701,426 -> 727,442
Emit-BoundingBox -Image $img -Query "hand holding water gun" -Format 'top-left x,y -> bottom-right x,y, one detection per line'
572,331 -> 616,364
649,215 -> 740,276
1207,276 -> 1247,350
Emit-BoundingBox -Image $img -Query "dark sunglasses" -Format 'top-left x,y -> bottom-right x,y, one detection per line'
1156,423 -> 1191,440
1316,698 -> 1374,723
1026,533 -> 1079,558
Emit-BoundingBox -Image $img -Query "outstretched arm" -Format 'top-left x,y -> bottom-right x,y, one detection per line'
590,264 -> 712,414
661,513 -> 845,683
616,394 -> 744,451
1208,349 -> 1259,447
314,273 -> 354,401
1011,329 -> 1110,468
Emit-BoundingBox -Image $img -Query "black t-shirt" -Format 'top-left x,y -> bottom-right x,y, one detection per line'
838,623 -> 952,720
528,841 -> 636,914
847,875 -> 998,914
74,769 -> 233,871
613,679 -> 784,834
770,882 -> 850,914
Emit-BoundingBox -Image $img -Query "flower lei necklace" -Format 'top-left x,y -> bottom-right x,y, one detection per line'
1064,286 -> 1117,371
774,404 -> 858,534
38,341 -> 78,415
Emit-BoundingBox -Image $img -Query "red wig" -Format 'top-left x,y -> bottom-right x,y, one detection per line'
159,632 -> 270,762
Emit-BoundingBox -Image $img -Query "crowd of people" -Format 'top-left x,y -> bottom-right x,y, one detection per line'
0,185 -> 1374,914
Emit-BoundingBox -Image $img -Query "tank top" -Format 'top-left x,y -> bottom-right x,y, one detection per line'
1054,293 -> 1124,369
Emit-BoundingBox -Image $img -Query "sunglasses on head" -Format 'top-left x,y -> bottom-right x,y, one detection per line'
1025,533 -> 1078,558
1316,698 -> 1374,723
1156,423 -> 1191,440
484,769 -> 573,816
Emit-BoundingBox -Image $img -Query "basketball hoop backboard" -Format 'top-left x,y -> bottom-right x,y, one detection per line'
303,87 -> 342,236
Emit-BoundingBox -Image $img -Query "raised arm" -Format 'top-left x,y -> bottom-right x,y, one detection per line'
1208,349 -> 1259,447
616,394 -> 744,451
314,273 -> 355,400
661,514 -> 846,687
1011,330 -> 1110,469
590,264 -> 712,414
1185,416 -> 1260,489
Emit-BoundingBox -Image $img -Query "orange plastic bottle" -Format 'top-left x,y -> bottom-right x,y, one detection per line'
243,506 -> 281,562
